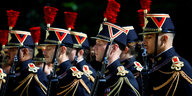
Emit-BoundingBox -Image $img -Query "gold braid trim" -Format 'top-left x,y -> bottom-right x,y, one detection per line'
180,71 -> 192,84
13,73 -> 47,96
158,70 -> 175,74
0,79 -> 6,90
34,74 -> 47,95
13,73 -> 34,96
153,72 -> 177,91
154,70 -> 192,92
0,80 -> 2,90
165,72 -> 180,96
60,79 -> 77,89
88,75 -> 95,83
124,77 -> 141,96
107,77 -> 141,96
108,77 -> 124,96
57,79 -> 79,96
57,78 -> 91,96
79,79 -> 91,94
153,71 -> 182,96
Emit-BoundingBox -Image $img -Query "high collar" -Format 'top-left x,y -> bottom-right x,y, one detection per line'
106,59 -> 122,73
121,57 -> 136,66
76,59 -> 86,67
154,47 -> 178,63
59,60 -> 73,72
20,59 -> 33,71
77,58 -> 84,63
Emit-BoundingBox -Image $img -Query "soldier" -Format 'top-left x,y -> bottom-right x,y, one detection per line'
91,0 -> 140,95
0,29 -> 9,95
120,26 -> 143,94
43,26 -> 92,96
140,13 -> 192,96
29,27 -> 51,75
63,11 -> 96,84
69,31 -> 96,84
5,30 -> 48,96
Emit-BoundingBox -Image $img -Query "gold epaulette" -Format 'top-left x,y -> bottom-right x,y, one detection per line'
57,66 -> 90,96
0,68 -> 6,89
106,66 -> 140,96
133,61 -> 143,72
171,56 -> 184,71
13,63 -> 47,96
82,65 -> 95,83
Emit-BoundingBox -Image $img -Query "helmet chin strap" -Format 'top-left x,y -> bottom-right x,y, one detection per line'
154,33 -> 159,58
101,39 -> 114,65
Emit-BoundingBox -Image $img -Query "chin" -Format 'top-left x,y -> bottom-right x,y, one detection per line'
95,58 -> 102,62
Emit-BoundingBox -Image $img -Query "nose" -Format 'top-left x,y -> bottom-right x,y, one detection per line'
143,38 -> 147,45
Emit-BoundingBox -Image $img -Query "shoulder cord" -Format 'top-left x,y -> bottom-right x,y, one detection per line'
154,70 -> 192,96
13,73 -> 47,96
57,78 -> 90,96
107,77 -> 140,96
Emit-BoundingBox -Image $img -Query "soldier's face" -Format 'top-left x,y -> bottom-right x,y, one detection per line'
6,47 -> 18,65
93,39 -> 108,62
44,45 -> 56,64
143,34 -> 156,55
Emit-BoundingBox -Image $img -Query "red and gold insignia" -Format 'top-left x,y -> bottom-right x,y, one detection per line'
146,14 -> 170,30
75,35 -> 86,45
70,66 -> 83,78
83,65 -> 93,76
171,56 -> 184,71
122,26 -> 134,35
134,61 -> 143,72
15,34 -> 27,45
47,27 -> 69,44
0,68 -> 6,89
55,31 -> 67,42
83,65 -> 95,82
0,68 -> 6,81
103,22 -> 128,40
28,63 -> 40,73
70,31 -> 87,47
151,17 -> 166,28
117,66 -> 129,76
9,30 -> 31,46
0,68 -> 6,88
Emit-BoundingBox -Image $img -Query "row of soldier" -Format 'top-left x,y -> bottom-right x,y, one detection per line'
0,0 -> 192,96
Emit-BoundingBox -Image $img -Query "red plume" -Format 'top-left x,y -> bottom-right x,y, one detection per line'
29,27 -> 41,45
0,30 -> 9,46
140,0 -> 151,11
137,9 -> 145,28
44,6 -> 58,26
7,10 -> 20,29
137,0 -> 151,28
104,0 -> 120,24
64,12 -> 78,30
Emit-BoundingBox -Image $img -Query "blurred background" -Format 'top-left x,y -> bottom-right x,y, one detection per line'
0,0 -> 191,63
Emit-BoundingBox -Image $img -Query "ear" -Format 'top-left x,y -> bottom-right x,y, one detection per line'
161,35 -> 168,43
113,43 -> 119,50
164,35 -> 169,42
78,49 -> 84,56
23,48 -> 29,55
110,43 -> 119,54
60,46 -> 67,54
123,46 -> 129,53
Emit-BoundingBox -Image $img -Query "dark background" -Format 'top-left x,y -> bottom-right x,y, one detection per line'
0,0 -> 191,63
